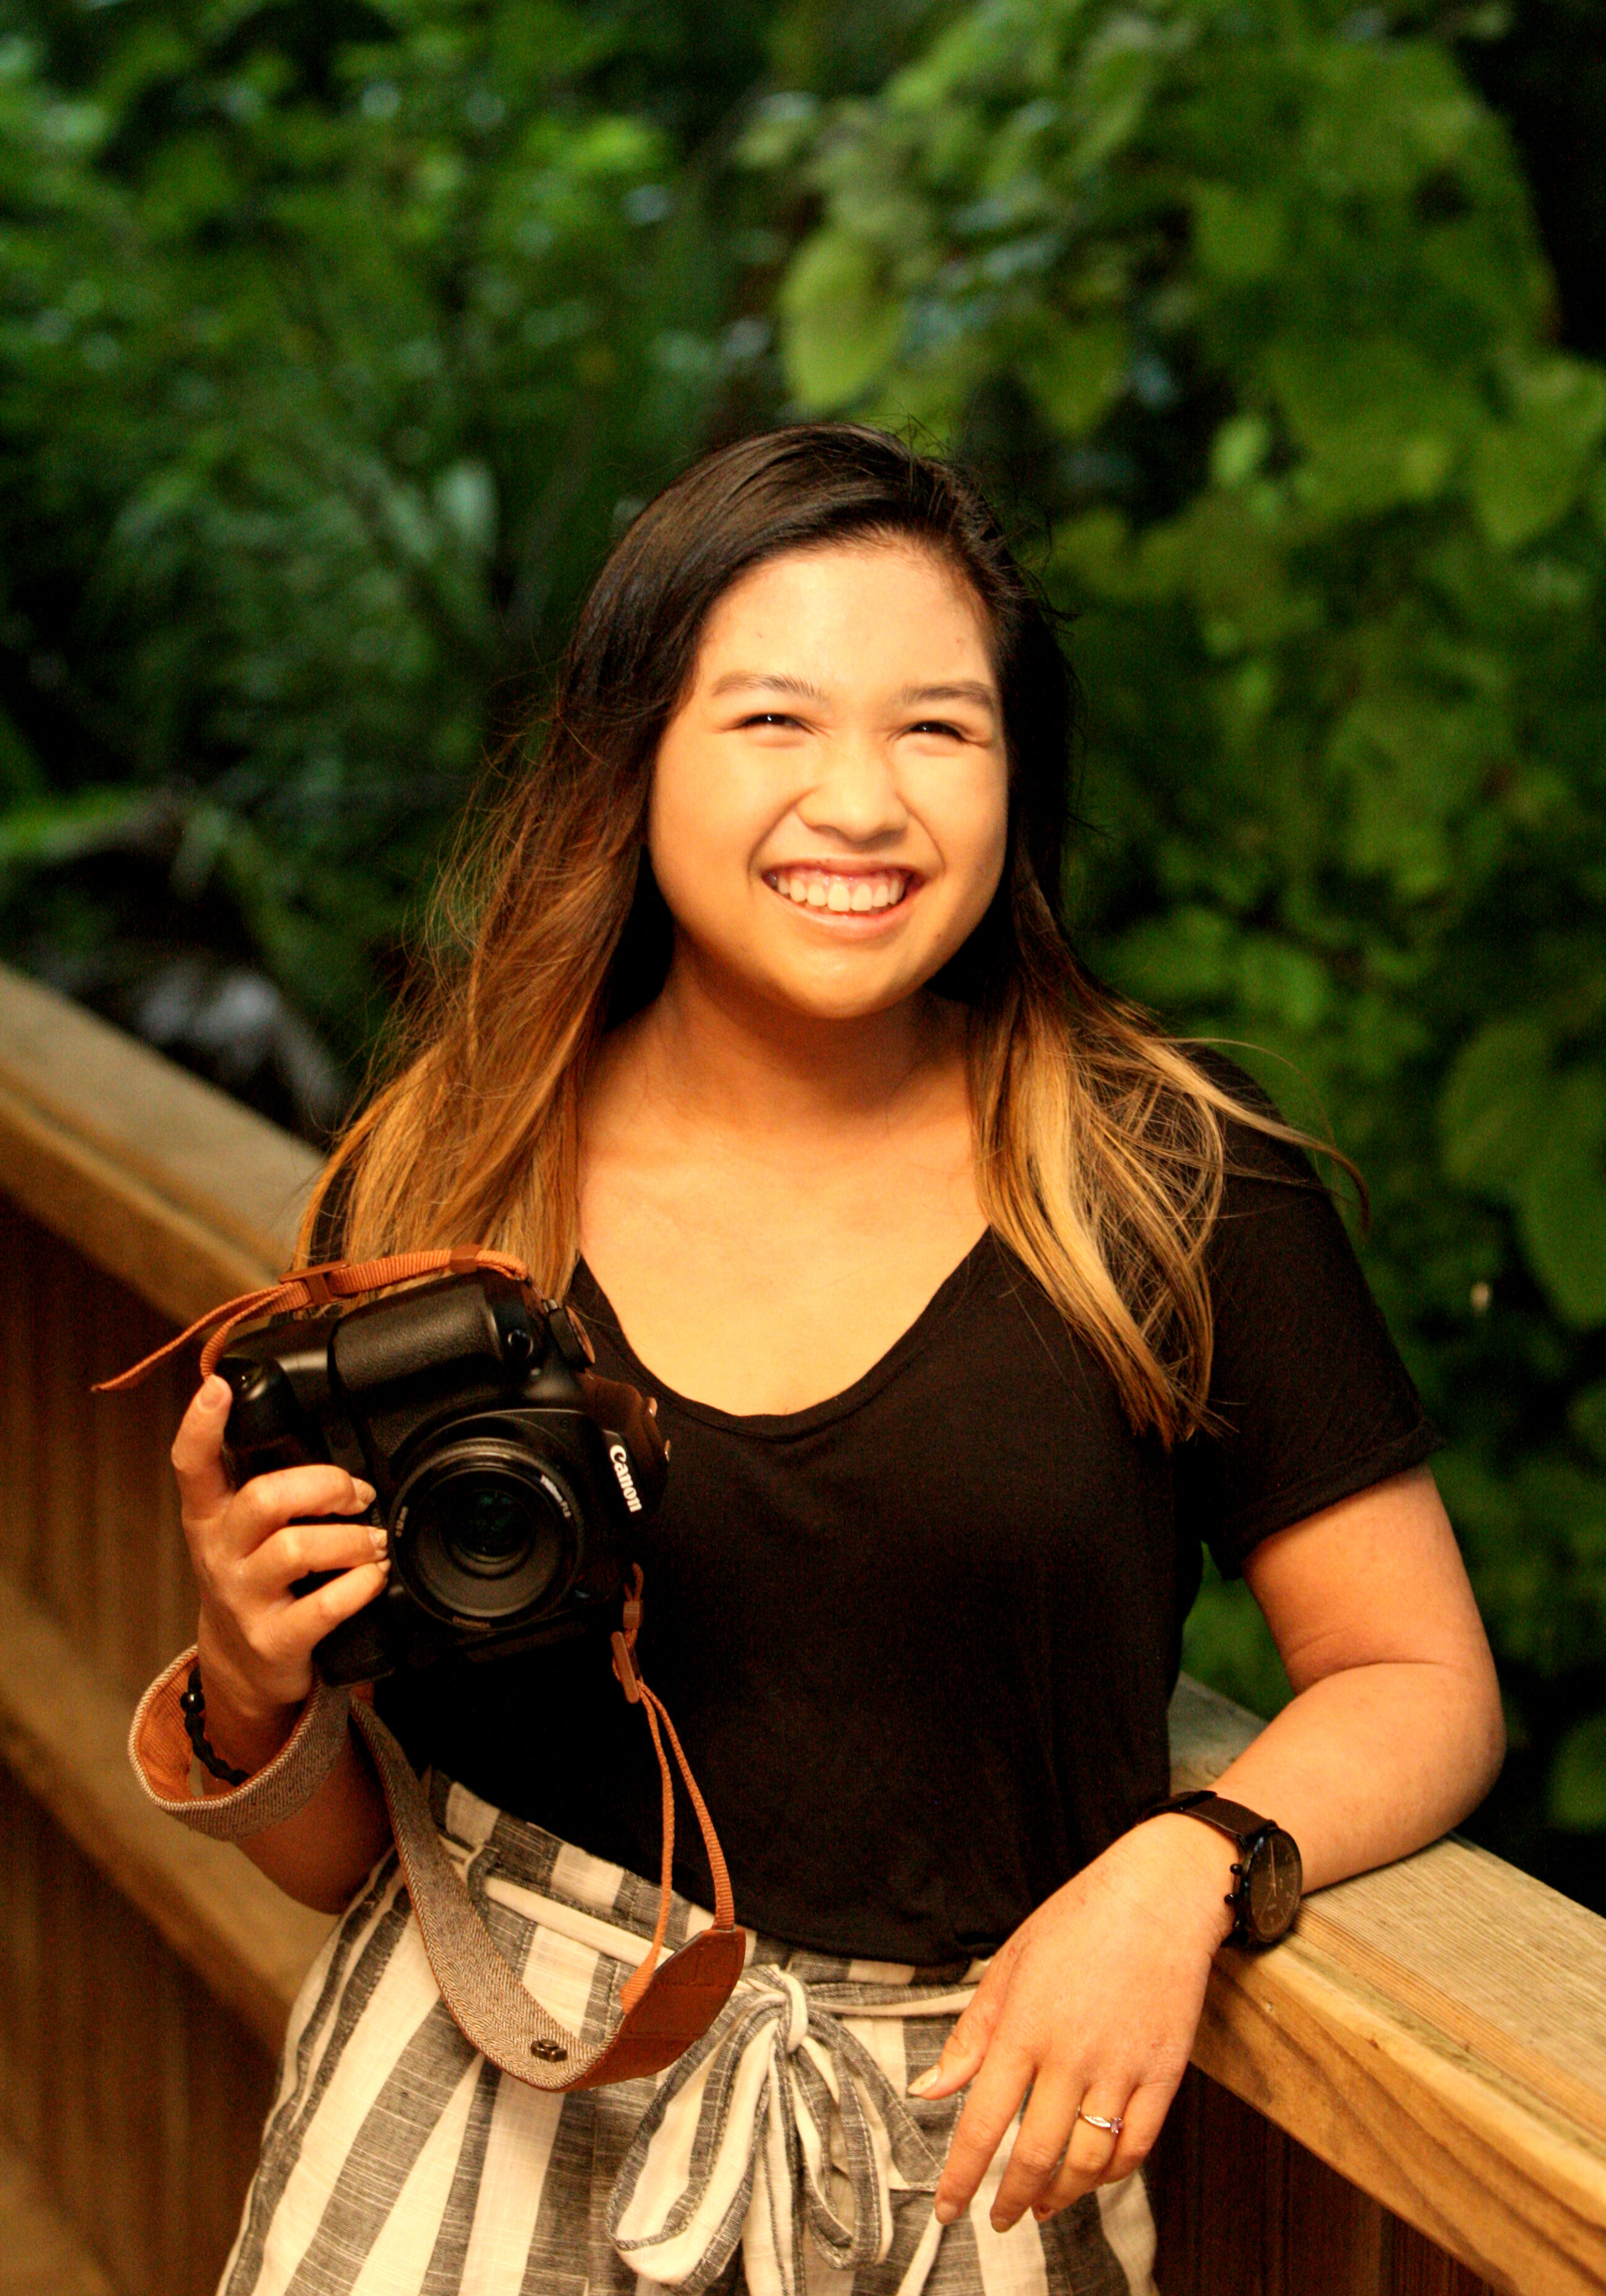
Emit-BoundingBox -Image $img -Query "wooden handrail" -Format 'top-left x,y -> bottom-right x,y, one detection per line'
0,961 -> 320,1320
2,960 -> 1605,2294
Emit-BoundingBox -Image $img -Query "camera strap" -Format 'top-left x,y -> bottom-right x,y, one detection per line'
92,1245 -> 536,1392
107,1248 -> 748,2088
128,1587 -> 745,2092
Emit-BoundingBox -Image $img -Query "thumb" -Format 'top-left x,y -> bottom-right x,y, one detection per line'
908,1948 -> 1016,2100
170,1375 -> 236,1513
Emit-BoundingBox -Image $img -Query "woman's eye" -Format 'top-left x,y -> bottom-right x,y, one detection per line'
739,712 -> 802,730
907,720 -> 967,740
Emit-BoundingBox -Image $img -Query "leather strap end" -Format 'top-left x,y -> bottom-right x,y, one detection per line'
610,1631 -> 643,1703
128,1649 -> 352,1840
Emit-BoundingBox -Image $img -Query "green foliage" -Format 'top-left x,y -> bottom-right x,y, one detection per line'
0,0 -> 778,1090
761,0 -> 1606,1849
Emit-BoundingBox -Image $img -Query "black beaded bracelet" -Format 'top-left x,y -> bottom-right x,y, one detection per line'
179,1665 -> 251,1787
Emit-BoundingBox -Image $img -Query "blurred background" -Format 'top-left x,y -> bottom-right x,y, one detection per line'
1,0 -> 1602,1910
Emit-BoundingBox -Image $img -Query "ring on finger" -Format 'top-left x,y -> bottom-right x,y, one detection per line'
1076,2107 -> 1123,2137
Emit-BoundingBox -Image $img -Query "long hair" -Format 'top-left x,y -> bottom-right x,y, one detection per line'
302,424 -> 1336,1442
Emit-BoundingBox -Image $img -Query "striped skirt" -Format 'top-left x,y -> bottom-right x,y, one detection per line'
221,1776 -> 1158,2296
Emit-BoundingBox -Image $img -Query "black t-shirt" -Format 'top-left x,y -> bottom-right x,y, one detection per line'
377,1101 -> 1438,1965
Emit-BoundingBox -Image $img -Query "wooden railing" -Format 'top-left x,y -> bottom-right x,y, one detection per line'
1,959 -> 1602,2296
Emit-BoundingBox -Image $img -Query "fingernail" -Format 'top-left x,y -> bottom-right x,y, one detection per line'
375,1556 -> 392,1574
203,1375 -> 231,1409
933,2199 -> 959,2226
991,2212 -> 1012,2234
353,1481 -> 377,1507
908,2066 -> 942,2097
368,1526 -> 388,1557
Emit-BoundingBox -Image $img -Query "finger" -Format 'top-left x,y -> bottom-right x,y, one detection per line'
242,1516 -> 390,1601
986,2072 -> 1082,2232
1033,2085 -> 1167,2220
909,1943 -> 1019,2101
284,1559 -> 391,1644
170,1377 -> 237,1516
932,2039 -> 1036,2225
223,1466 -> 377,1560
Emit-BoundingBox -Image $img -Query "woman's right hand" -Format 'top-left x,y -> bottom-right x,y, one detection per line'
170,1374 -> 390,1766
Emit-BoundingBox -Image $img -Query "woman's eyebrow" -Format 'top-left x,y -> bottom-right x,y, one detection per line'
706,671 -> 998,717
895,681 -> 999,717
708,672 -> 833,704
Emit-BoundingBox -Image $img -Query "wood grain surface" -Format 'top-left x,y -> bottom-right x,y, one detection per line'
0,1570 -> 331,2052
1169,1677 -> 1606,2294
0,962 -> 318,1324
0,1764 -> 278,2296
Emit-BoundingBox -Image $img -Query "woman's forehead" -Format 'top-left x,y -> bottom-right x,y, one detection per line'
689,538 -> 998,696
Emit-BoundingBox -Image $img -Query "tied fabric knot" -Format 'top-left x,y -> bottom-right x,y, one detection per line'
607,1959 -> 966,2296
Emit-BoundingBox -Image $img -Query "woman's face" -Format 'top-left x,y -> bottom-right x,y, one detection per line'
648,540 -> 1009,1025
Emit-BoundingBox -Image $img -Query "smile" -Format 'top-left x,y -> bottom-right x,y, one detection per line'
763,868 -> 915,914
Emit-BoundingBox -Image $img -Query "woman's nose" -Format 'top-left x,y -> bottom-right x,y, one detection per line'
796,737 -> 909,843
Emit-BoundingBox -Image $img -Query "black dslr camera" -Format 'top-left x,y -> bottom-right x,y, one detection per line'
217,1269 -> 667,1685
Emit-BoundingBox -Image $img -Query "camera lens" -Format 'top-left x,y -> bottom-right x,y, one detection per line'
449,1479 -> 538,1574
392,1436 -> 580,1624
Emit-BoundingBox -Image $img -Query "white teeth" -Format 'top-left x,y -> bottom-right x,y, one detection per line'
771,869 -> 910,913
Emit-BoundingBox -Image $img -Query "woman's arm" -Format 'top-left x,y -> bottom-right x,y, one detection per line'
1196,1463 -> 1504,1886
919,1466 -> 1504,2233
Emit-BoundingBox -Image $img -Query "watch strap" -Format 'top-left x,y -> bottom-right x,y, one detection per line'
1154,1789 -> 1274,1844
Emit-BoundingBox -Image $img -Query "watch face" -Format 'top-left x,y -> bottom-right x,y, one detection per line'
1245,1830 -> 1302,1940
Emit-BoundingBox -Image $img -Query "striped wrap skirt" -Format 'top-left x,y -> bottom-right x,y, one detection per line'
221,1775 -> 1159,2296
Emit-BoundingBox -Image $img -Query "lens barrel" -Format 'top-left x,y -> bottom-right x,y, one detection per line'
390,1434 -> 580,1624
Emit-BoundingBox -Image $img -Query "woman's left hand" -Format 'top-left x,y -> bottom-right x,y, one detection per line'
916,1815 -> 1237,2232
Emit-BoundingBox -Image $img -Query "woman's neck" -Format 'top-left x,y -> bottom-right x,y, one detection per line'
601,948 -> 966,1154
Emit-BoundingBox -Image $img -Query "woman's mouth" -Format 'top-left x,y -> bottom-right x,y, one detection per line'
762,867 -> 916,914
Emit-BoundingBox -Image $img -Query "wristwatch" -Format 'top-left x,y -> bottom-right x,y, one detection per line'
1151,1790 -> 1303,1947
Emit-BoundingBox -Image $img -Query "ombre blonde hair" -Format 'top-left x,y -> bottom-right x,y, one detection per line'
301,426 -> 1341,1445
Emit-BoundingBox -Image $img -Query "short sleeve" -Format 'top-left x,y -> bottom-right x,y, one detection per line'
1174,1072 -> 1442,1577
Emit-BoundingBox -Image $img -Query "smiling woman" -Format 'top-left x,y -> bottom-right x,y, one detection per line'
146,426 -> 1503,2296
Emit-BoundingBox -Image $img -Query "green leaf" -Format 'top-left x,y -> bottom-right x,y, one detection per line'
1548,1711 -> 1606,1833
778,230 -> 902,411
1470,358 -> 1606,551
1438,1020 -> 1552,1196
1514,1071 -> 1606,1330
1267,337 -> 1478,518
1211,414 -> 1271,489
1191,185 -> 1286,285
0,786 -> 163,868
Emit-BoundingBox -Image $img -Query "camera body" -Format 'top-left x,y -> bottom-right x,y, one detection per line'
217,1269 -> 666,1684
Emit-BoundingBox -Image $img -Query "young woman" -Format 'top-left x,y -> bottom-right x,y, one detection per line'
164,425 -> 1504,2295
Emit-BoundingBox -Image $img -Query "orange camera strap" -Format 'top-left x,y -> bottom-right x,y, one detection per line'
92,1245 -> 536,1392
109,1251 -> 746,2090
